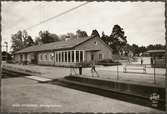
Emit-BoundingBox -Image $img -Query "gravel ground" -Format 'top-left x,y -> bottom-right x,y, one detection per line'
3,63 -> 165,87
1,77 -> 165,113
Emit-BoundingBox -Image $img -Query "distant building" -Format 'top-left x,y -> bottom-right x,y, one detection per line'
146,50 -> 166,68
13,36 -> 113,67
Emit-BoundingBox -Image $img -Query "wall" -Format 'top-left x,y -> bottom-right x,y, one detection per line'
37,50 -> 85,67
74,36 -> 113,62
14,54 -> 21,63
38,51 -> 54,65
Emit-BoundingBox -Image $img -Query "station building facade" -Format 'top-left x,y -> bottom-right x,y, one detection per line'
13,36 -> 113,67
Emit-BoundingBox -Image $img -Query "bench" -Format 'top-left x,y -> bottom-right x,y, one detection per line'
123,64 -> 146,73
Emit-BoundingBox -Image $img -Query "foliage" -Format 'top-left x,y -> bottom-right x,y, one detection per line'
38,30 -> 60,44
98,59 -> 114,63
109,25 -> 127,54
76,29 -> 88,38
34,37 -> 42,45
2,51 -> 12,61
91,29 -> 100,37
124,44 -> 165,56
101,25 -> 127,54
11,30 -> 34,52
147,44 -> 165,50
60,32 -> 77,40
97,59 -> 122,66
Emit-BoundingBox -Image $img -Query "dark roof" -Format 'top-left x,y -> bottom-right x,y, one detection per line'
15,37 -> 93,54
146,50 -> 165,53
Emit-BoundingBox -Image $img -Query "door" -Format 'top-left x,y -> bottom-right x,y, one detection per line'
91,52 -> 94,61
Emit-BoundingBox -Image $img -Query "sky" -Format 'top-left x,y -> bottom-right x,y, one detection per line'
1,1 -> 165,51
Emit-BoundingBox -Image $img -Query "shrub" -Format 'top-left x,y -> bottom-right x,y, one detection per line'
97,59 -> 121,66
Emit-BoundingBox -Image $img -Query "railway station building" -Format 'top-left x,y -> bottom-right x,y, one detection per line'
13,36 -> 113,67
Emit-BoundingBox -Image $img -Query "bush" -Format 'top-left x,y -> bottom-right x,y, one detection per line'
97,59 -> 121,66
75,61 -> 90,68
98,59 -> 114,63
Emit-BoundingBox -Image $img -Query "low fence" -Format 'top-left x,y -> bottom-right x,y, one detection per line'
70,63 -> 166,87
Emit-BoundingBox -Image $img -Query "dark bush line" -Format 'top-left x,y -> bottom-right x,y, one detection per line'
97,59 -> 122,66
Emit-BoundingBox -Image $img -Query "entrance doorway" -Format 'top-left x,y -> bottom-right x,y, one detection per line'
91,53 -> 94,61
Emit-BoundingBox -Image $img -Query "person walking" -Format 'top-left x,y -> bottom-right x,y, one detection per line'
91,61 -> 99,77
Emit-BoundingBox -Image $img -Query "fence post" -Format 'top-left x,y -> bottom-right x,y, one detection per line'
117,60 -> 119,80
153,57 -> 156,84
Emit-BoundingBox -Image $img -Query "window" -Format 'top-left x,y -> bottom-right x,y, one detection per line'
68,51 -> 70,62
94,41 -> 97,45
45,54 -> 48,60
80,51 -> 83,62
40,54 -> 43,60
50,53 -> 54,61
99,54 -> 103,60
72,51 -> 74,62
91,53 -> 94,61
62,52 -> 64,62
76,51 -> 79,62
65,51 -> 67,62
59,52 -> 61,62
56,52 -> 58,62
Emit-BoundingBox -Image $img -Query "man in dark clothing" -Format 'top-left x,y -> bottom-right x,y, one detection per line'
141,58 -> 143,65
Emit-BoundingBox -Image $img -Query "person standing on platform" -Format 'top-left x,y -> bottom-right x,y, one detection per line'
141,57 -> 143,65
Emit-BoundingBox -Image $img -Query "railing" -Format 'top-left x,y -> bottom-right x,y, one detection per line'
71,62 -> 165,87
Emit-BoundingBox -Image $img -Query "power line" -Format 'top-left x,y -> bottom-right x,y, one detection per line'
2,2 -> 90,41
26,2 -> 90,30
3,3 -> 46,33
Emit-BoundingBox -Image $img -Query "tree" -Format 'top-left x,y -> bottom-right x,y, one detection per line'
34,37 -> 42,45
109,24 -> 127,54
101,31 -> 110,45
147,44 -> 165,50
76,29 -> 88,38
66,33 -> 77,39
11,30 -> 34,52
60,33 -> 77,40
138,46 -> 147,54
131,44 -> 139,56
91,29 -> 100,37
11,31 -> 24,52
38,30 -> 60,44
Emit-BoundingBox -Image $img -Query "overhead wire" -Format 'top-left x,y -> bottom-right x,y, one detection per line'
25,2 -> 90,30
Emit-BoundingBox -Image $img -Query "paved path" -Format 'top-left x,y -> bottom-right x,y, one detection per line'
2,63 -> 166,87
24,76 -> 52,82
2,77 -> 164,113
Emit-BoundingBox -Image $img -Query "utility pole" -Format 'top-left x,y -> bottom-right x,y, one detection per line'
4,41 -> 8,63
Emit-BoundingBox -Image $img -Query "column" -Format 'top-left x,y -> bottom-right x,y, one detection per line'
67,51 -> 69,63
70,51 -> 72,63
74,50 -> 76,63
55,51 -> 57,63
82,50 -> 85,62
63,51 -> 65,63
78,51 -> 80,63
57,51 -> 59,62
60,51 -> 62,63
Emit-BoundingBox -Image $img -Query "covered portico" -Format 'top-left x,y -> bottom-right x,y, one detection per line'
54,50 -> 85,64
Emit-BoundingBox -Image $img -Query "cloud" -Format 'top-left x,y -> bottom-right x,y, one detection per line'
1,1 -> 165,51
